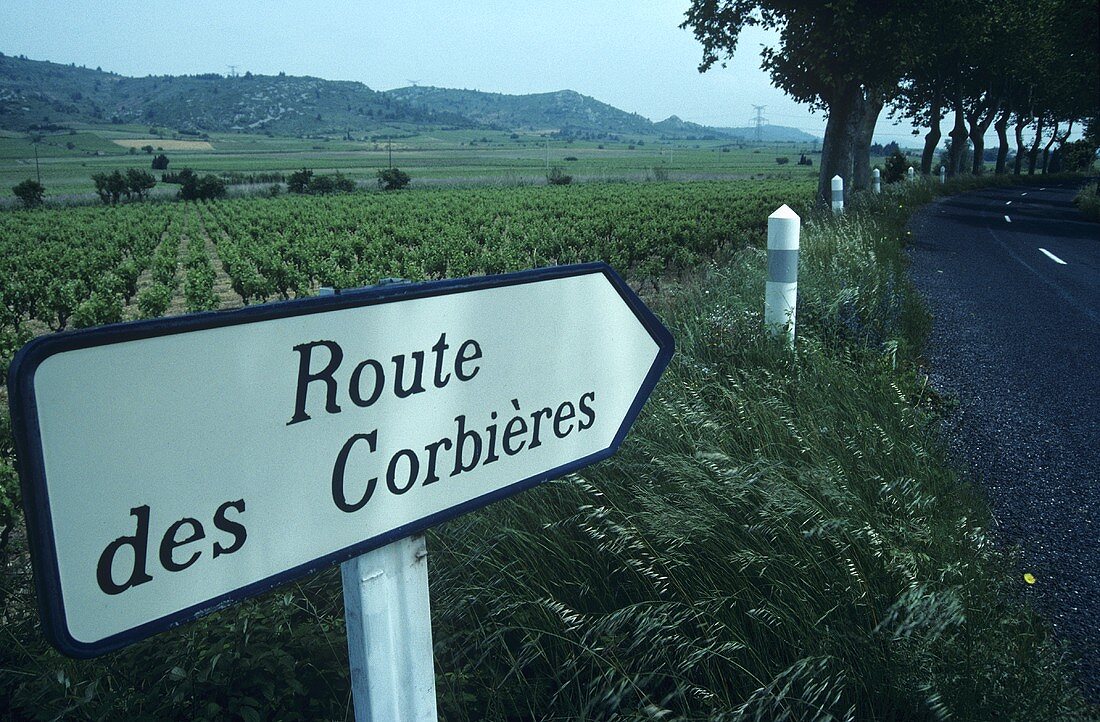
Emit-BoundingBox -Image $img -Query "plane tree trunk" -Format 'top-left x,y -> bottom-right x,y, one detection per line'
994,108 -> 1011,174
921,102 -> 942,175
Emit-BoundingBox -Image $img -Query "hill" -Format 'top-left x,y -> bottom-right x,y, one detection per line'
385,86 -> 656,138
0,53 -> 821,143
0,54 -> 471,135
709,124 -> 819,143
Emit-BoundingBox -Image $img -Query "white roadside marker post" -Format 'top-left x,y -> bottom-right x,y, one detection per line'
872,167 -> 881,194
319,286 -> 438,722
907,166 -> 916,182
939,165 -> 946,184
765,205 -> 801,347
831,174 -> 844,215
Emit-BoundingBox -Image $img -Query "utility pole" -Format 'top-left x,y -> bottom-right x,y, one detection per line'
388,140 -> 393,169
545,138 -> 549,172
227,65 -> 237,78
752,105 -> 768,144
33,138 -> 40,184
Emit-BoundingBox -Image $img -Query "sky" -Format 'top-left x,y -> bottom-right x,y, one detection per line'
0,0 -> 931,144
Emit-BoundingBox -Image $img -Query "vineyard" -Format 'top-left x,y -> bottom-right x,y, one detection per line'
1,176 -> 1092,720
0,179 -> 812,376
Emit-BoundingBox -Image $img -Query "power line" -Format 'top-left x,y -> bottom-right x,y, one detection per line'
751,105 -> 768,142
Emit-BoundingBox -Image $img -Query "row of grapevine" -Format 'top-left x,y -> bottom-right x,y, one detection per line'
0,181 -> 814,376
201,180 -> 814,300
0,203 -> 182,377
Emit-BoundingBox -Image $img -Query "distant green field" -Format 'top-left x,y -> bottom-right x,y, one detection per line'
1,125 -> 832,197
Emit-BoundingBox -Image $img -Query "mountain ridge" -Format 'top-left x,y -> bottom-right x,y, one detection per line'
0,54 -> 819,141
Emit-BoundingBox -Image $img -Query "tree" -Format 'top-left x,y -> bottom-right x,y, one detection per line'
377,167 -> 411,191
125,169 -> 156,200
180,173 -> 226,201
151,153 -> 170,170
287,168 -> 314,194
12,179 -> 44,208
683,1 -> 915,203
92,171 -> 128,204
883,150 -> 911,183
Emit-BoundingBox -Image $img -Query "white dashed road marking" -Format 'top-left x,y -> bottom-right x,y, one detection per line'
1039,248 -> 1067,265
1006,201 -> 1012,205
1005,215 -> 1012,223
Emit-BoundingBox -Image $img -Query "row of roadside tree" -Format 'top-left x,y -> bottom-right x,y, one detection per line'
683,0 -> 1099,202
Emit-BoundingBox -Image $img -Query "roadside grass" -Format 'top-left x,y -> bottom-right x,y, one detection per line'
0,175 -> 1093,720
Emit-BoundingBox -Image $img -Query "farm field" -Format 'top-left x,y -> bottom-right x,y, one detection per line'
1,124 -> 825,198
0,174 -> 1092,720
0,179 -> 814,348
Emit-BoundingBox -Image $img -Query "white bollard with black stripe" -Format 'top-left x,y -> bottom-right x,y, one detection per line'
765,204 -> 801,347
907,166 -> 916,182
939,165 -> 946,184
831,175 -> 844,215
872,168 -> 881,194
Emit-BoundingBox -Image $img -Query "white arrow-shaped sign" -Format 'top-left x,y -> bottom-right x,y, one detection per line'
8,263 -> 673,657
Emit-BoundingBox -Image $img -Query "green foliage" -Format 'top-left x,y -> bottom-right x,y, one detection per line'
1058,139 -> 1098,173
152,153 -> 170,170
137,283 -> 174,318
288,170 -> 356,195
1074,182 -> 1100,222
546,165 -> 572,185
91,170 -> 128,204
71,291 -> 123,328
883,150 -> 911,184
377,167 -> 411,190
0,177 -> 1090,719
179,172 -> 227,201
286,168 -> 313,194
12,178 -> 45,207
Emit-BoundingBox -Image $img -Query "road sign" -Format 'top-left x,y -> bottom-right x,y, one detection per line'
8,262 -> 673,658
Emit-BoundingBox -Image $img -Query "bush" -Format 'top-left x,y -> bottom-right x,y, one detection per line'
1074,182 -> 1100,222
11,179 -> 44,208
546,166 -> 572,185
152,153 -> 170,170
137,284 -> 174,318
377,167 -> 411,191
883,150 -> 911,183
1059,139 -> 1098,173
179,173 -> 226,201
775,156 -> 790,165
287,168 -> 313,194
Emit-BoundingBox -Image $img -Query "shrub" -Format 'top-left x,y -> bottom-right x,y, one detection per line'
151,153 -> 169,170
377,167 -> 411,191
287,168 -> 313,194
1074,182 -> 1100,222
651,165 -> 669,181
11,179 -> 44,208
775,157 -> 790,165
883,150 -> 911,183
179,173 -> 226,201
546,166 -> 572,185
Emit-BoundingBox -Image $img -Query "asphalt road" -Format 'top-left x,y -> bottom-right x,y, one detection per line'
908,181 -> 1099,701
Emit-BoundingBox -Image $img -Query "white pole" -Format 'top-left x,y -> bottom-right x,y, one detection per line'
765,205 -> 800,347
872,168 -> 881,194
907,166 -> 916,182
939,165 -> 946,184
831,174 -> 844,215
319,286 -> 438,722
341,536 -> 436,722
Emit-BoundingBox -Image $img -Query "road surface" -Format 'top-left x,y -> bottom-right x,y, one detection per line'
908,180 -> 1099,701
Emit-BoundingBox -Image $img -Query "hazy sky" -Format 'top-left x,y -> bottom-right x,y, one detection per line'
0,0 -> 927,143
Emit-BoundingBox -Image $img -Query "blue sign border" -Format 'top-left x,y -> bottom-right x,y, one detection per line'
6,262 -> 674,659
